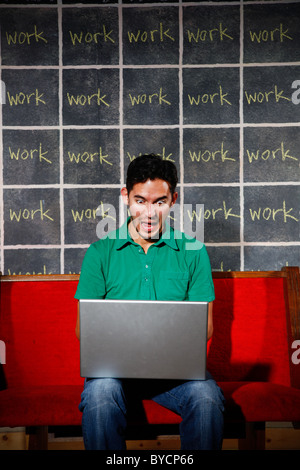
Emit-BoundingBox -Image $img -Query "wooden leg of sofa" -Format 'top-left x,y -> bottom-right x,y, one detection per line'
28,426 -> 48,450
238,422 -> 265,450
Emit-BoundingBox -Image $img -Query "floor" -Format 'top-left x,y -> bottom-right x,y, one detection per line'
0,423 -> 299,451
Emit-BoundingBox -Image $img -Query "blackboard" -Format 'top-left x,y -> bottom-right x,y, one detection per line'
0,0 -> 299,276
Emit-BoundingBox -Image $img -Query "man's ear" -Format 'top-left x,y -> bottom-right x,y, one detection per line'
120,187 -> 129,205
171,191 -> 178,206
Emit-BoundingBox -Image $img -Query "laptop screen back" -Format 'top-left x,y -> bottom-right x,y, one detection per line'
79,299 -> 208,380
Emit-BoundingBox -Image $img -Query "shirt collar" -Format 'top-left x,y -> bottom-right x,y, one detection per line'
115,218 -> 178,251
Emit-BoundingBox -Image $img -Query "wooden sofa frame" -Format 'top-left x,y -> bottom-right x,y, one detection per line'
0,267 -> 299,450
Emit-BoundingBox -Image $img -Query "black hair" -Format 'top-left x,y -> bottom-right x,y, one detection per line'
126,154 -> 178,195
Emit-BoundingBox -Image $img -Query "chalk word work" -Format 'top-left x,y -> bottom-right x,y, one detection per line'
244,85 -> 291,105
69,26 -> 115,45
67,147 -> 112,166
7,89 -> 46,106
66,89 -> 110,107
128,88 -> 171,106
127,22 -> 175,43
186,23 -> 233,43
5,25 -> 48,45
6,266 -> 52,276
127,148 -> 175,163
9,143 -> 52,164
188,142 -> 236,163
186,201 -> 240,222
249,24 -> 292,43
249,201 -> 299,223
71,201 -> 116,223
187,86 -> 232,106
246,142 -> 298,163
9,200 -> 54,222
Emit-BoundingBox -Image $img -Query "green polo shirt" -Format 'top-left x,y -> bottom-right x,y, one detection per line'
74,219 -> 215,302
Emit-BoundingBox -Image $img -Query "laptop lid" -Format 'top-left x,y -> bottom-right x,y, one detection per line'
79,299 -> 208,380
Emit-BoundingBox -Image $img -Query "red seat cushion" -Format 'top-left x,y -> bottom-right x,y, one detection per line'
227,382 -> 300,422
139,382 -> 300,425
0,385 -> 83,427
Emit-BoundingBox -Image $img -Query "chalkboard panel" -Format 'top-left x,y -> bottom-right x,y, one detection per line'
123,7 -> 179,65
4,189 -> 60,245
2,69 -> 59,126
3,130 -> 60,185
183,187 -> 241,243
62,7 -> 119,66
4,249 -> 60,276
183,128 -> 240,183
123,1 -> 174,4
207,246 -> 241,273
0,1 -> 56,4
244,127 -> 300,183
63,69 -> 119,126
0,1 -> 299,275
244,246 -> 300,272
64,188 -> 121,245
183,68 -> 240,125
183,5 -> 240,65
244,3 -> 300,63
243,66 -> 300,123
63,129 -> 120,185
64,248 -> 86,275
123,128 -> 180,179
0,8 -> 58,66
63,1 -> 117,4
123,68 -> 179,125
244,185 -> 300,242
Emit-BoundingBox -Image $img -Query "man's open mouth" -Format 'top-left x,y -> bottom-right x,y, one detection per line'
140,220 -> 159,232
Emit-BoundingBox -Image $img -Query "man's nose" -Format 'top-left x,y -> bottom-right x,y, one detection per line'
146,203 -> 156,218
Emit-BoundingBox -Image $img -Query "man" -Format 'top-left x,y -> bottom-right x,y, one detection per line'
75,154 -> 225,450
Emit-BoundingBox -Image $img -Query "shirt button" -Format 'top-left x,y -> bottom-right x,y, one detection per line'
145,265 -> 149,268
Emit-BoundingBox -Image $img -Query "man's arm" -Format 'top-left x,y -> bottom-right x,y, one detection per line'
207,302 -> 213,341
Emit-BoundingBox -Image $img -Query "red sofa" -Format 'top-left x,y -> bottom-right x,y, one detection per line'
0,267 -> 299,449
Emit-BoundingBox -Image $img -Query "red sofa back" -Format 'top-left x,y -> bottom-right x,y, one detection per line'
207,276 -> 292,386
0,276 -> 83,388
0,271 -> 296,390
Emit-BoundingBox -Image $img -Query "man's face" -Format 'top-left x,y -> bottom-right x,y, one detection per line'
121,178 -> 178,245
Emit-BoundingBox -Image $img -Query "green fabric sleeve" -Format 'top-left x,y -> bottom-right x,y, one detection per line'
74,243 -> 106,299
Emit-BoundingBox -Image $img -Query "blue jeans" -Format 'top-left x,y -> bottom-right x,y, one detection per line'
79,373 -> 225,450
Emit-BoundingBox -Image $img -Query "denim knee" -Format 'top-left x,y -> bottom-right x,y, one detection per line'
79,378 -> 126,412
182,379 -> 225,412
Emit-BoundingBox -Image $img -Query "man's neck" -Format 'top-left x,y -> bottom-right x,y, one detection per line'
128,220 -> 162,254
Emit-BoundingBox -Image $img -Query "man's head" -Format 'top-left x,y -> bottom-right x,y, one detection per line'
121,154 -> 178,248
125,154 -> 178,197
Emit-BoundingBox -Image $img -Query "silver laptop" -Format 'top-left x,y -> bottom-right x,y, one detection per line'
79,299 -> 208,380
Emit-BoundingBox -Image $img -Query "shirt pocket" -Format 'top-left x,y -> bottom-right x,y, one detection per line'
157,271 -> 190,300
